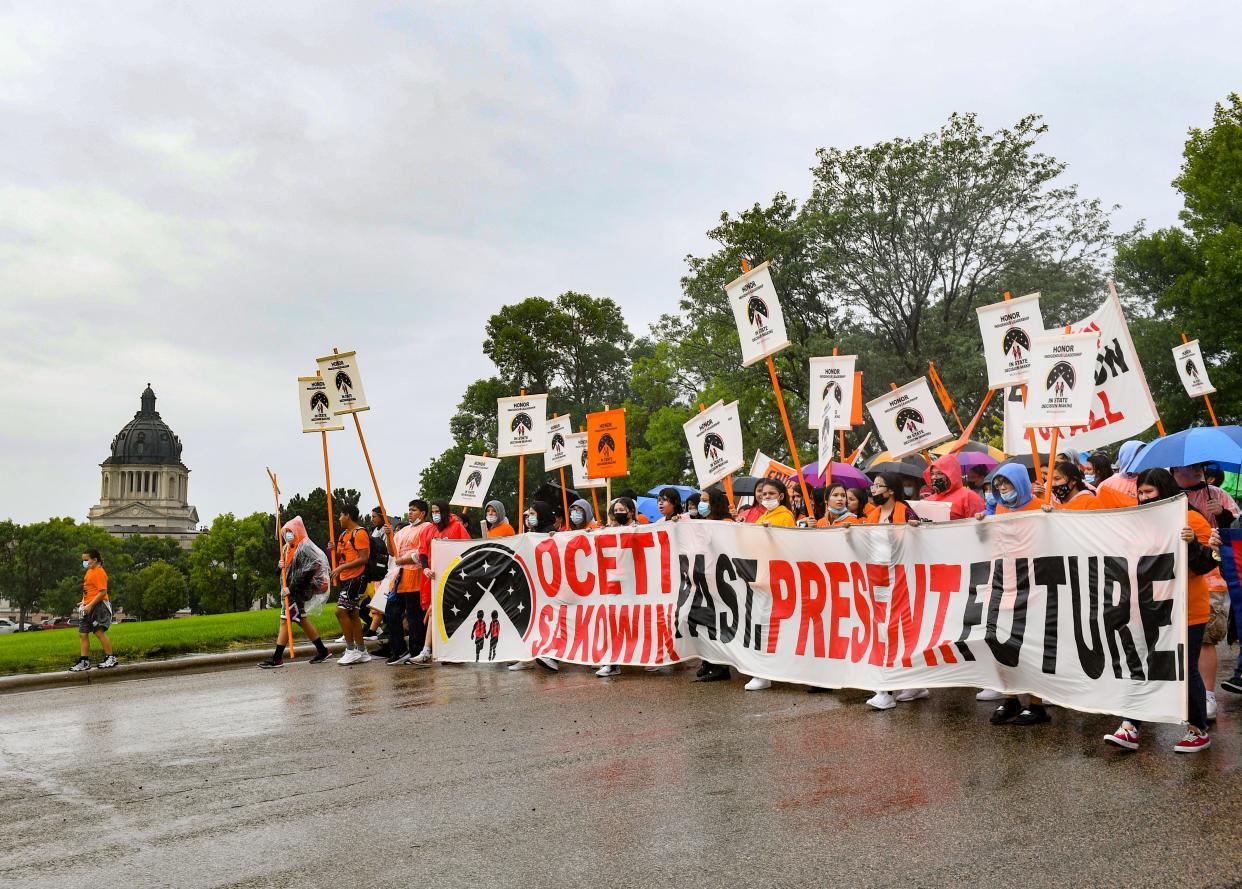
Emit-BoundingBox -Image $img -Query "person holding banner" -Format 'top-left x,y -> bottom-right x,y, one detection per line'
864,473 -> 911,524
816,483 -> 862,527
698,489 -> 732,521
259,517 -> 333,668
1104,469 -> 1215,753
1096,440 -> 1145,500
484,500 -> 516,537
976,465 -> 1039,517
523,501 -> 557,534
1044,462 -> 1104,511
382,500 -> 432,666
608,497 -> 639,527
1084,453 -> 1112,488
922,454 -> 985,520
751,479 -> 796,528
568,498 -> 599,531
332,505 -> 372,665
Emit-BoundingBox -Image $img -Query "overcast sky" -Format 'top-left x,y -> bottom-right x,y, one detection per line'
2,2 -> 1238,526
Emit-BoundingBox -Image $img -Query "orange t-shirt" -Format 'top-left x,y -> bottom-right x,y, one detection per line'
488,522 -> 516,538
866,502 -> 910,524
1187,509 -> 1213,626
81,566 -> 109,608
1094,486 -> 1138,509
1055,491 -> 1104,511
336,526 -> 370,581
994,500 -> 1042,515
816,514 -> 862,528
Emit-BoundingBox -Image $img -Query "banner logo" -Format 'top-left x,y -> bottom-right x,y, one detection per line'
703,431 -> 725,460
1047,361 -> 1077,397
1002,327 -> 1031,362
511,412 -> 534,436
310,391 -> 330,413
746,294 -> 769,328
464,470 -> 484,493
550,432 -> 565,454
597,433 -> 616,456
895,407 -> 924,435
440,543 -> 534,640
822,380 -> 843,406
1185,358 -> 1200,382
334,370 -> 353,397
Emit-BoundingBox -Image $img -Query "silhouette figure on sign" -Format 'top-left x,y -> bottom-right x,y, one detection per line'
550,432 -> 566,454
1002,327 -> 1031,363
471,609 -> 487,662
310,391 -> 330,414
488,610 -> 500,661
465,469 -> 484,491
1046,361 -> 1076,398
1186,358 -> 1200,382
822,381 -> 842,406
511,412 -> 533,436
895,408 -> 924,435
747,295 -> 769,327
335,370 -> 353,398
597,433 -> 616,456
703,431 -> 725,460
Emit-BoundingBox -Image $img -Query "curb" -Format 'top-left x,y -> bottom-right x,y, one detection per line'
0,641 -> 356,694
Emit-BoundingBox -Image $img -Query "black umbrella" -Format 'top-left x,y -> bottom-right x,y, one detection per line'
708,475 -> 759,497
865,461 -> 927,481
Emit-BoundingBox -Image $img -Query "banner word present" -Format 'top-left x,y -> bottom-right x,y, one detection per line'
808,355 -> 858,430
1172,339 -> 1216,398
976,292 -> 1043,389
431,497 -> 1189,723
1025,332 -> 1098,429
297,375 -> 344,433
497,394 -> 548,458
315,350 -> 369,415
866,377 -> 954,460
684,401 -> 745,488
725,261 -> 790,368
451,454 -> 501,509
545,415 -> 574,472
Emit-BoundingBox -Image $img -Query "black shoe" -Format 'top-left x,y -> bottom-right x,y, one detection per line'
308,651 -> 333,664
990,697 -> 1023,725
374,647 -> 391,658
1220,674 -> 1242,695
1011,704 -> 1051,726
258,658 -> 284,669
695,666 -> 731,683
695,662 -> 711,679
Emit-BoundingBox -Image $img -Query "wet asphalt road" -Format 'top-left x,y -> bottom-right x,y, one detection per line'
2,657 -> 1241,889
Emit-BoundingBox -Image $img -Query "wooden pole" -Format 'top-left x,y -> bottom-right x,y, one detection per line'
953,388 -> 995,448
267,468 -> 295,659
553,412 -> 572,526
1182,332 -> 1219,426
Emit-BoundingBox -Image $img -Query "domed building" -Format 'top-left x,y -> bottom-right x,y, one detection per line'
87,385 -> 200,546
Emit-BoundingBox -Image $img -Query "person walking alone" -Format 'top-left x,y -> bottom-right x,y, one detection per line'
69,548 -> 116,672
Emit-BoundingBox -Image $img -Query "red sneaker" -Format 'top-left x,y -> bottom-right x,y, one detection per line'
1103,723 -> 1140,751
1173,731 -> 1211,754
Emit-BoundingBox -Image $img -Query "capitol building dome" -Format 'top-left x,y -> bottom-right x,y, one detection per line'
88,385 -> 200,545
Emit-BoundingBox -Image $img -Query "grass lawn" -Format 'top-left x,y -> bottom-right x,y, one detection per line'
0,609 -> 342,676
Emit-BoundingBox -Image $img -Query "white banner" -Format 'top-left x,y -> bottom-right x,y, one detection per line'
808,355 -> 857,430
724,261 -> 791,368
976,292 -> 1044,389
431,497 -> 1189,723
1025,332 -> 1099,429
314,350 -> 370,415
567,432 -> 605,489
297,375 -> 344,433
1003,290 -> 1160,454
1173,340 -> 1216,397
865,377 -> 954,460
450,455 -> 501,509
496,394 -> 548,458
684,401 -> 745,488
545,415 -> 574,471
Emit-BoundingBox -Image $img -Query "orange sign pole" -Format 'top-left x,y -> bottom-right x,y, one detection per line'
742,258 -> 814,511
266,468 -> 295,659
1182,332 -> 1219,426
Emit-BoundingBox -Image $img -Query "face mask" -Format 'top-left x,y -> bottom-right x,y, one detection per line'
984,491 -> 996,508
409,516 -> 422,525
1051,484 -> 1071,502
827,504 -> 848,517
82,560 -> 90,569
1000,489 -> 1019,505
904,485 -> 917,498
697,502 -> 710,517
570,509 -> 584,525
525,514 -> 537,529
486,513 -> 498,525
431,512 -> 442,524
931,477 -> 949,493
871,491 -> 890,506
1083,474 -> 1096,485
760,497 -> 780,511
283,531 -> 295,542
613,512 -> 630,525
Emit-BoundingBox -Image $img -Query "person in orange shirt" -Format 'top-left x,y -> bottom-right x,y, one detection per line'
567,498 -> 600,530
865,472 -> 912,525
484,500 -> 516,538
975,464 -> 1040,519
70,548 -> 116,672
1044,461 -> 1104,511
1104,468 -> 1215,753
817,482 -> 862,527
333,504 -> 372,665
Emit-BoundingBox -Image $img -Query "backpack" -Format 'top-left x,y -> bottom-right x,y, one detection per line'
363,529 -> 389,582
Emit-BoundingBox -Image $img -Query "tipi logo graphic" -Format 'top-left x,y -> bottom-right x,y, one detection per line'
310,391 -> 330,414
895,407 -> 924,435
597,433 -> 616,456
550,432 -> 566,454
746,294 -> 770,328
580,447 -> 589,469
511,412 -> 534,436
1185,358 -> 1200,383
464,469 -> 484,492
1002,327 -> 1031,363
334,370 -> 353,398
441,543 -> 533,642
1046,361 -> 1076,398
703,431 -> 725,460
822,380 -> 843,407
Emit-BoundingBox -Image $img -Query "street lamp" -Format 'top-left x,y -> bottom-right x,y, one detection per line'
231,572 -> 238,612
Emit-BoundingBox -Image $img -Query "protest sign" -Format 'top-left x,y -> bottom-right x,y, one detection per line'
1172,339 -> 1216,398
750,450 -> 796,486
907,500 -> 952,523
976,292 -> 1044,388
496,394 -> 548,458
808,355 -> 858,430
1025,332 -> 1098,429
567,432 -> 605,489
314,350 -> 369,415
450,455 -> 501,509
545,415 -> 574,471
866,377 -> 954,460
297,375 -> 344,433
684,401 -> 745,488
725,261 -> 790,367
817,397 -> 836,470
431,497 -> 1188,723
586,408 -> 628,478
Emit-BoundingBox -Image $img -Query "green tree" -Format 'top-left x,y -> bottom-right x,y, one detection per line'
124,561 -> 188,620
188,513 -> 279,614
283,487 -> 362,556
0,519 -> 84,628
1116,93 -> 1242,427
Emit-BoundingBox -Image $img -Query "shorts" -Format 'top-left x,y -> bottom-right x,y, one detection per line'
1204,592 -> 1229,646
280,595 -> 307,623
336,577 -> 367,613
79,600 -> 113,634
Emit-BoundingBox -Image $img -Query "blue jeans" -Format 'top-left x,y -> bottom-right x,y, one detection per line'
385,593 -> 426,658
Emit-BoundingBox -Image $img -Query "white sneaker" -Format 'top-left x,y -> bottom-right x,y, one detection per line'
409,650 -> 432,666
976,689 -> 1005,701
596,665 -> 620,677
1206,690 -> 1217,721
895,688 -> 929,702
744,677 -> 771,691
337,649 -> 360,665
535,657 -> 560,672
333,635 -> 346,644
356,650 -> 372,663
866,691 -> 896,710
508,661 -> 532,671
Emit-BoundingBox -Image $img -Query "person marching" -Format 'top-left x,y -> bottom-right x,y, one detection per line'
258,516 -> 333,667
69,548 -> 117,672
382,499 -> 432,665
568,498 -> 600,530
865,472 -> 911,525
1096,439 -> 1144,501
414,500 -> 473,666
922,454 -> 986,519
817,482 -> 862,527
689,487 -> 735,684
333,504 -> 372,665
1043,461 -> 1105,511
739,478 -> 796,691
655,488 -> 684,522
484,500 -> 516,537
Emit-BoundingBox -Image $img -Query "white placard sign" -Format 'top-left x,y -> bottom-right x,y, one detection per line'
1025,332 -> 1099,428
544,415 -> 574,471
684,401 -> 745,488
314,350 -> 370,415
450,455 -> 501,509
567,432 -> 606,489
1173,340 -> 1215,397
724,261 -> 791,368
817,398 -> 836,471
865,377 -> 954,460
298,375 -> 344,433
808,355 -> 857,430
975,292 -> 1044,389
496,394 -> 548,458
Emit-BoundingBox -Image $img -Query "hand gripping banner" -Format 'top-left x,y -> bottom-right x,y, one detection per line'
432,497 -> 1190,723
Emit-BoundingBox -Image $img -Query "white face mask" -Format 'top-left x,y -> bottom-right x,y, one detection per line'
283,531 -> 295,542
486,513 -> 498,524
760,497 -> 780,511
570,509 -> 584,525
525,514 -> 537,529
82,560 -> 90,569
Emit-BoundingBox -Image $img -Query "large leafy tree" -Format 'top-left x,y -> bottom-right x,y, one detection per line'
187,513 -> 279,614
282,487 -> 362,556
124,561 -> 189,621
1116,93 -> 1242,427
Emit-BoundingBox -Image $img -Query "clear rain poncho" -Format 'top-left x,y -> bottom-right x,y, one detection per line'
280,516 -> 331,615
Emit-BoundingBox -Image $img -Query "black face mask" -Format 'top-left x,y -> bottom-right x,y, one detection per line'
1052,484 -> 1071,502
870,491 -> 890,506
613,512 -> 630,525
931,477 -> 949,493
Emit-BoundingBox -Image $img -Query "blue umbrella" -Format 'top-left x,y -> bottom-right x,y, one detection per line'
1130,425 -> 1242,473
635,496 -> 662,523
647,484 -> 699,501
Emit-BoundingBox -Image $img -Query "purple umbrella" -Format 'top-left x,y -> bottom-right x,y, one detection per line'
954,452 -> 999,472
799,460 -> 871,489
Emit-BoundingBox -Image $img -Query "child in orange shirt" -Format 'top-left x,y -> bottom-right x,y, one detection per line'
70,548 -> 116,672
